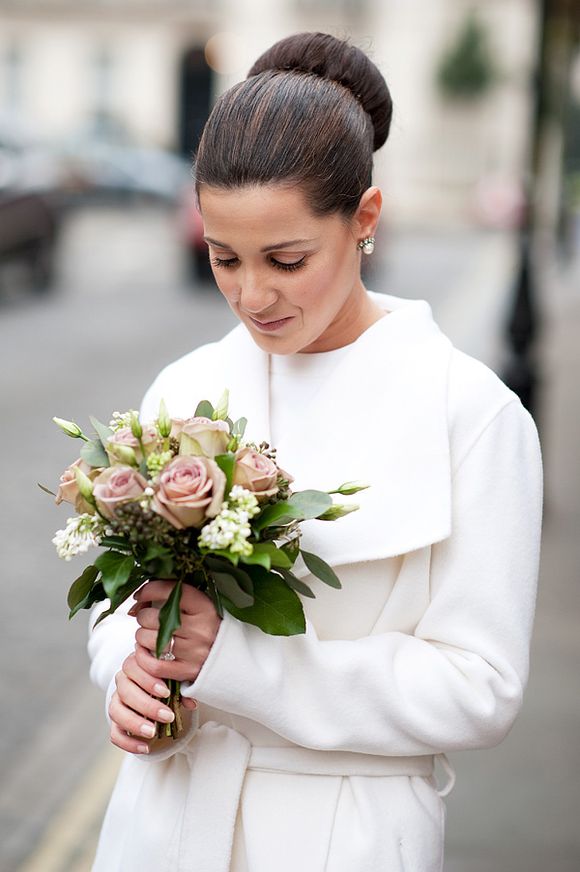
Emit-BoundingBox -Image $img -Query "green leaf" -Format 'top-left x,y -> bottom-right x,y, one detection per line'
280,538 -> 300,566
67,564 -> 99,609
204,556 -> 253,593
70,579 -> 106,620
253,501 -> 297,532
213,388 -> 230,421
215,452 -> 236,493
89,416 -> 114,448
194,400 -> 214,419
156,580 -> 183,658
92,575 -> 144,625
203,549 -> 239,566
95,550 -> 135,598
300,549 -> 342,589
276,567 -> 316,598
232,417 -> 247,439
38,482 -> 57,497
221,565 -> 306,635
80,438 -> 110,468
240,542 -> 291,570
99,535 -> 132,552
211,571 -> 254,607
287,490 -> 332,520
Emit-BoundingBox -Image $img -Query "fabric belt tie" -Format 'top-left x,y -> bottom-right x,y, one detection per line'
176,720 -> 455,872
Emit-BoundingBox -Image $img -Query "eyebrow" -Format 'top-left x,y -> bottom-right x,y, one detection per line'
203,236 -> 317,253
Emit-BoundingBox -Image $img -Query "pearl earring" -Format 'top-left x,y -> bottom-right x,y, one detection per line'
357,236 -> 375,255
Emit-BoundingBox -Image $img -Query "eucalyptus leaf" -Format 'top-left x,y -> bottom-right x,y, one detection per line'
232,417 -> 247,439
212,571 -> 255,608
287,490 -> 332,520
300,549 -> 342,589
89,416 -> 114,448
253,501 -> 297,532
95,550 -> 135,598
277,567 -> 316,599
221,565 -> 306,635
38,482 -> 57,497
67,564 -> 99,609
80,438 -> 110,469
156,580 -> 183,658
280,538 -> 300,566
194,400 -> 214,419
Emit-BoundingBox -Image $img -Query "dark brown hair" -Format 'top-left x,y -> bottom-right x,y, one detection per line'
194,32 -> 393,219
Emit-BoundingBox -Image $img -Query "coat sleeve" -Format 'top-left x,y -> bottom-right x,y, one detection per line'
179,398 -> 543,755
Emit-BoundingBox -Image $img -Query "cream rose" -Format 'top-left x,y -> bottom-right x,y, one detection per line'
92,466 -> 148,520
179,417 -> 231,459
232,447 -> 280,501
152,455 -> 226,529
107,425 -> 158,463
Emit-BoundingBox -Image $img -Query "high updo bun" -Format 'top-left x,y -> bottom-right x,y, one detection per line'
194,31 -> 393,219
247,31 -> 392,152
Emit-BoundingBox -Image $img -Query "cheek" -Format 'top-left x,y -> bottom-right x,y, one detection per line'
211,268 -> 240,304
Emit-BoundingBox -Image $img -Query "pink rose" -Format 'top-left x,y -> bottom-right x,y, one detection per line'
92,466 -> 148,520
179,417 -> 231,459
232,447 -> 280,501
152,455 -> 226,529
55,458 -> 100,513
107,425 -> 158,462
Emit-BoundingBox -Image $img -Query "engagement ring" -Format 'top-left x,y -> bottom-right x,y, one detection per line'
159,636 -> 176,661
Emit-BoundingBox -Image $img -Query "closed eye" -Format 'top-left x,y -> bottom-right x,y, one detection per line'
211,256 -> 306,272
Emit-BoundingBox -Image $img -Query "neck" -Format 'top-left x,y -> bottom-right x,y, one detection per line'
300,285 -> 387,353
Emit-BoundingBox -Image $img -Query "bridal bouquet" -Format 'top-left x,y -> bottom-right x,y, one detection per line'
44,391 -> 367,738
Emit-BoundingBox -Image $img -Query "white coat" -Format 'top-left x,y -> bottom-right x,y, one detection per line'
88,291 -> 543,872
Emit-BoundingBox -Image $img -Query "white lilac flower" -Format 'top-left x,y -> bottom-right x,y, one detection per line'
199,487 -> 260,556
53,513 -> 105,561
109,410 -> 139,432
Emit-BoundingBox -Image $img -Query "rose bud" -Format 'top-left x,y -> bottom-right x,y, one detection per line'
92,466 -> 148,520
179,417 -> 230,459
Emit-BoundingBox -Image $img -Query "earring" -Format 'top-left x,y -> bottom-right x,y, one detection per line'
357,236 -> 375,255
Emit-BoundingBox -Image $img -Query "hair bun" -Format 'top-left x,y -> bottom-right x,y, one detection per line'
247,31 -> 392,152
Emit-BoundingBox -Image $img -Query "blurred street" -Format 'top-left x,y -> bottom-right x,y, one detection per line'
0,203 -> 578,871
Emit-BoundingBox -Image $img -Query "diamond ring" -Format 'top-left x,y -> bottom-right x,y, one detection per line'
159,636 -> 176,661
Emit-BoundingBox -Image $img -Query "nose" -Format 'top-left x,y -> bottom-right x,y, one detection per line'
237,270 -> 278,315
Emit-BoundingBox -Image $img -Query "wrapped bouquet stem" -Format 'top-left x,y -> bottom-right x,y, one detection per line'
44,391 -> 369,739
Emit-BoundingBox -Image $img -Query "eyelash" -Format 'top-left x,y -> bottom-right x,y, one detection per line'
211,256 -> 306,273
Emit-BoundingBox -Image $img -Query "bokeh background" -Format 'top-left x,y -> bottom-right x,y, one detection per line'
1,1 -> 579,870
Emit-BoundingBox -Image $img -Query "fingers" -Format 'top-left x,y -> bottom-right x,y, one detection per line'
134,641 -> 197,683
116,671 -> 175,724
110,719 -> 151,755
122,652 -> 171,698
133,580 -> 214,616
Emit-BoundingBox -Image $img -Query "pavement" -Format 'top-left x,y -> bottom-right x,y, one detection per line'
2,205 -> 579,871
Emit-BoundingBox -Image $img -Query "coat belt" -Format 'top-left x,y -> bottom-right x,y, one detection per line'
176,720 -> 455,872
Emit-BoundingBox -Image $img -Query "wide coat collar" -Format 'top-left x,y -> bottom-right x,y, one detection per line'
205,291 -> 454,569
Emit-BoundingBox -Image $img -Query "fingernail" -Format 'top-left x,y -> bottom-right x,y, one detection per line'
157,708 -> 175,723
137,744 -> 149,754
140,723 -> 156,738
154,683 -> 170,697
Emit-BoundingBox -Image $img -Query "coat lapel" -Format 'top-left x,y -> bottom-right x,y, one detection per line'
220,293 -> 454,570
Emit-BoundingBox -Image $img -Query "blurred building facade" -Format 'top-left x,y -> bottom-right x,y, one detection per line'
0,0 -> 540,227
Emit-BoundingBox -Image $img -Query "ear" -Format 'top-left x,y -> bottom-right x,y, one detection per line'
352,186 -> 382,240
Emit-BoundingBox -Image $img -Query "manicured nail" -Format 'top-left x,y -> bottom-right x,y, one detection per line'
154,683 -> 170,697
137,744 -> 149,754
157,708 -> 175,723
140,723 -> 156,738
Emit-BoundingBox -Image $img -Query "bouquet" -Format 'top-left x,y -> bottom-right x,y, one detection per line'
43,391 -> 368,738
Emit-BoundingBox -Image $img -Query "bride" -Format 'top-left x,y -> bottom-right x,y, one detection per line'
88,31 -> 543,871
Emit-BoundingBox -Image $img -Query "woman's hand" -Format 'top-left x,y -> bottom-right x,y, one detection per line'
129,579 -> 223,685
109,652 -> 176,754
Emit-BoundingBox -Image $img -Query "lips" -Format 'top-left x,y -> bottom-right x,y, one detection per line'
248,315 -> 295,333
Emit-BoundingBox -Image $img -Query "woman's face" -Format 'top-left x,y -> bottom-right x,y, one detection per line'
198,183 -> 377,354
